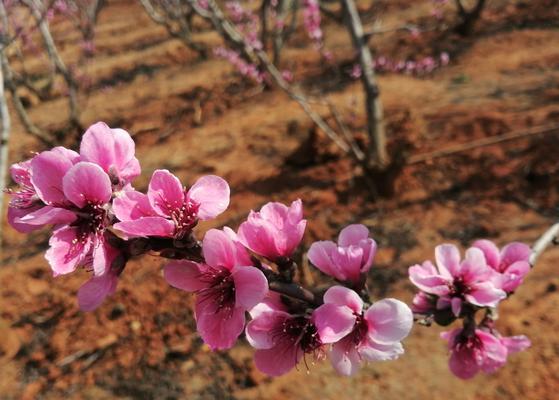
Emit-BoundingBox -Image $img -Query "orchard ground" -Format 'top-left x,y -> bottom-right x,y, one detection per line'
1,0 -> 559,399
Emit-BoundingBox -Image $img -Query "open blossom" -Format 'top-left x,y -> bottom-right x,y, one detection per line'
164,228 -> 267,350
113,170 -> 230,240
79,122 -> 140,188
313,286 -> 413,375
473,240 -> 531,293
44,162 -> 117,277
441,328 -> 530,379
237,199 -> 306,261
307,224 -> 377,286
7,148 -> 79,233
409,244 -> 506,317
246,296 -> 323,376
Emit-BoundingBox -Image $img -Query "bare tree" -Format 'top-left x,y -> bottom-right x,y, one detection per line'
139,0 -> 208,58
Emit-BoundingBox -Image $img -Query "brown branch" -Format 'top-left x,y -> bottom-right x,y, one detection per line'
341,0 -> 387,168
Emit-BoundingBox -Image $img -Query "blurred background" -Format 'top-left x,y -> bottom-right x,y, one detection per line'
0,0 -> 558,398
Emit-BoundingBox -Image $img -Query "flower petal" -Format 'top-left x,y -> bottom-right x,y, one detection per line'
307,240 -> 342,280
113,216 -> 175,238
365,298 -> 413,344
148,169 -> 184,217
435,244 -> 460,278
472,239 -> 501,270
465,282 -> 506,307
45,226 -> 91,276
330,341 -> 361,376
77,271 -> 118,312
196,306 -> 245,350
188,175 -> 230,220
113,190 -> 155,221
313,303 -> 356,343
338,224 -> 369,247
323,285 -> 363,313
164,260 -> 208,292
62,162 -> 112,208
233,266 -> 268,310
17,205 -> 76,226
253,345 -> 300,377
30,148 -> 77,205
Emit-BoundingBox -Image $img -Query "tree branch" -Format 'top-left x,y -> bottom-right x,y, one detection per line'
530,222 -> 559,266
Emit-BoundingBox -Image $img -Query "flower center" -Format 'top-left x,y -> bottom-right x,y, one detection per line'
197,267 -> 236,315
67,202 -> 110,261
6,183 -> 40,209
281,316 -> 322,354
450,277 -> 470,297
171,196 -> 200,240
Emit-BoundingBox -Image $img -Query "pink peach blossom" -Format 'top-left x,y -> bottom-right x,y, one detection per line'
307,224 -> 377,286
473,240 -> 531,293
313,286 -> 413,375
7,148 -> 79,232
113,170 -> 230,240
44,162 -> 117,277
237,199 -> 306,261
79,122 -> 140,187
246,297 -> 323,376
409,244 -> 506,316
164,228 -> 267,350
441,328 -> 513,379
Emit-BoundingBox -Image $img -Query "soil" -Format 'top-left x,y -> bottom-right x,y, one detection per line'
1,0 -> 559,399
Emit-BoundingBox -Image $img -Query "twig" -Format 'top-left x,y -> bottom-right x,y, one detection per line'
407,124 -> 559,164
341,0 -> 387,168
530,222 -> 559,266
0,45 -> 11,247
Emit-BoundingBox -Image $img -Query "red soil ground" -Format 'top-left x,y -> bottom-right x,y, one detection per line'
1,0 -> 559,399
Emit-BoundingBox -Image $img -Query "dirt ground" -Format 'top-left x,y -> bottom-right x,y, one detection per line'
1,0 -> 559,399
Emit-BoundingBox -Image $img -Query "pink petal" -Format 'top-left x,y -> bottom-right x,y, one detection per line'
435,244 -> 460,278
323,285 -> 363,313
408,261 -> 451,296
237,217 -> 280,259
202,229 -> 239,270
164,260 -> 208,292
460,247 -> 489,280
472,239 -> 500,269
80,122 -> 140,182
477,330 -> 508,374
284,219 -> 306,257
17,205 -> 76,226
147,169 -> 184,217
448,346 -> 479,379
338,224 -> 369,247
92,240 -> 119,276
113,190 -> 155,221
359,339 -> 404,361
196,306 -> 245,350
113,216 -> 175,238
45,227 -> 91,276
451,297 -> 462,317
77,271 -> 118,312
253,345 -> 300,377
330,341 -> 361,376
465,282 -> 506,307
307,241 -> 342,280
331,245 -> 364,283
7,205 -> 43,233
62,162 -> 112,208
248,293 -> 287,319
501,335 -> 531,354
313,303 -> 356,343
245,310 -> 288,349
30,148 -> 77,205
259,201 -> 290,226
10,160 -> 32,186
500,242 -> 531,268
187,175 -> 230,220
359,238 -> 377,274
365,298 -> 413,344
500,261 -> 530,292
232,266 -> 268,310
